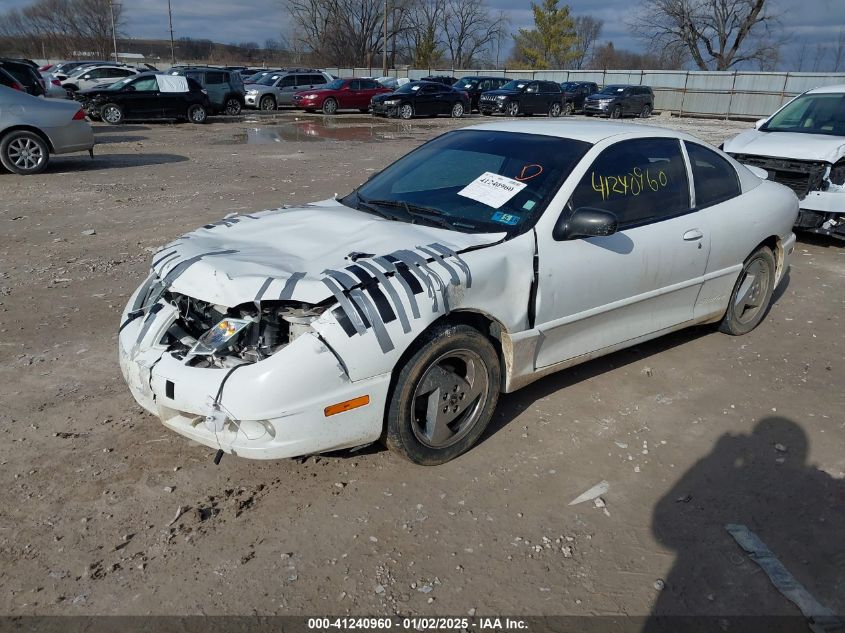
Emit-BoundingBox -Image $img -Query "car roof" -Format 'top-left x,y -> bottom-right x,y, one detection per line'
806,84 -> 845,94
464,120 -> 698,144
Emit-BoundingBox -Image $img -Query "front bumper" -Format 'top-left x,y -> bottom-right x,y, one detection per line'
118,295 -> 391,460
479,100 -> 506,114
583,102 -> 610,115
370,102 -> 400,117
244,93 -> 260,107
293,96 -> 319,109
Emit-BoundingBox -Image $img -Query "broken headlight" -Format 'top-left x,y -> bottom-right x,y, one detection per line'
190,317 -> 253,356
829,160 -> 845,186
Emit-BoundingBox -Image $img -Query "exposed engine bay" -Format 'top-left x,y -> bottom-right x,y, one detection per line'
161,292 -> 327,368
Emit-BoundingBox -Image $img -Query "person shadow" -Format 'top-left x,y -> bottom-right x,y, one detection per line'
643,417 -> 845,633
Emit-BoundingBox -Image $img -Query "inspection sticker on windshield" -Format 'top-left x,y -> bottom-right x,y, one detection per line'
458,172 -> 527,209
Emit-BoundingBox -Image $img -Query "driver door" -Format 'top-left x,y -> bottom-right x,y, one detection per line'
120,76 -> 162,118
533,137 -> 710,367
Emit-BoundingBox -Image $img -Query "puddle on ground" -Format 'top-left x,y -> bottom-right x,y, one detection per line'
217,119 -> 437,145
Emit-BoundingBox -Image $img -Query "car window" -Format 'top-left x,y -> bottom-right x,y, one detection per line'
349,79 -> 361,90
525,83 -> 538,93
309,74 -> 327,85
570,138 -> 691,228
114,68 -> 135,77
205,72 -> 226,85
421,84 -> 439,93
131,76 -> 159,91
685,142 -> 741,208
186,72 -> 203,84
279,75 -> 297,88
360,79 -> 378,89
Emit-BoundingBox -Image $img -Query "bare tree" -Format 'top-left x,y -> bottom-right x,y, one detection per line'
402,0 -> 445,67
832,27 -> 845,72
811,43 -> 827,72
634,0 -> 781,70
795,42 -> 807,71
442,0 -> 504,68
572,15 -> 602,69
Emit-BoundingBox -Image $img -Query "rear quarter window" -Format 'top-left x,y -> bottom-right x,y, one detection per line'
685,142 -> 741,208
205,72 -> 227,85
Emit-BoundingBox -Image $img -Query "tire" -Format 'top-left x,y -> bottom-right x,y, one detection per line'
548,102 -> 562,117
100,103 -> 124,125
187,104 -> 207,124
609,105 -> 622,119
719,246 -> 776,336
506,101 -> 519,117
450,101 -> 464,118
640,104 -> 652,118
64,84 -> 78,92
224,97 -> 242,116
481,111 -> 491,116
259,95 -> 276,111
322,98 -> 338,115
563,102 -> 574,116
0,131 -> 50,175
398,102 -> 414,119
384,324 -> 501,465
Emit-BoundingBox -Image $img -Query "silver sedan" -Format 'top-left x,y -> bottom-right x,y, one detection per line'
0,86 -> 95,175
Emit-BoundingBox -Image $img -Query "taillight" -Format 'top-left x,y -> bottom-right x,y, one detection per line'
11,82 -> 23,91
72,109 -> 85,121
51,79 -> 61,86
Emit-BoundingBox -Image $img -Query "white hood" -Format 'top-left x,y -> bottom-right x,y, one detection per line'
151,199 -> 505,306
724,129 -> 845,163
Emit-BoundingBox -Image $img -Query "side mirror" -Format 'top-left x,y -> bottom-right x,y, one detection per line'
553,207 -> 618,241
83,74 -> 91,80
754,118 -> 767,130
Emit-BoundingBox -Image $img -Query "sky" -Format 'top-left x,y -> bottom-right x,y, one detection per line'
2,0 -> 845,70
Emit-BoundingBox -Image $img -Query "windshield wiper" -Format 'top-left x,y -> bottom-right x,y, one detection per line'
367,199 -> 473,231
352,193 -> 411,222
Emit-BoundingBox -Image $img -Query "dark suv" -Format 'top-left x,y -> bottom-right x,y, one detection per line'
169,67 -> 245,115
479,80 -> 563,117
0,58 -> 45,96
453,76 -> 511,112
559,81 -> 598,114
583,85 -> 654,119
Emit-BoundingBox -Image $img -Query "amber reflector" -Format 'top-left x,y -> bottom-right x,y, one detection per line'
324,395 -> 370,417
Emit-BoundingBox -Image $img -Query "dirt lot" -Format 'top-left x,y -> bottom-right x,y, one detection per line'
0,111 -> 843,621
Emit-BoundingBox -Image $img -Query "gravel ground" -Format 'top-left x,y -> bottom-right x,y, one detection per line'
0,111 -> 843,620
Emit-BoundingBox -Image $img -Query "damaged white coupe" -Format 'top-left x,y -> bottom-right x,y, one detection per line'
724,84 -> 845,240
119,121 -> 798,465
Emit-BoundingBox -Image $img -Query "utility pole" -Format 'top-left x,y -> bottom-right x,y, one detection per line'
167,0 -> 176,64
382,0 -> 387,76
109,0 -> 118,63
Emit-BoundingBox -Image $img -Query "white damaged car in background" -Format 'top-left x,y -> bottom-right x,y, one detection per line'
119,121 -> 798,465
723,84 -> 845,241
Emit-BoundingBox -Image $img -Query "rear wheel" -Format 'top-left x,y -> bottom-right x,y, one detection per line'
384,324 -> 500,465
0,131 -> 50,175
548,102 -> 562,117
101,103 -> 124,125
451,102 -> 464,118
259,95 -> 276,111
188,103 -> 207,124
719,247 -> 775,336
224,97 -> 242,115
398,102 -> 414,119
322,98 -> 338,115
640,104 -> 652,118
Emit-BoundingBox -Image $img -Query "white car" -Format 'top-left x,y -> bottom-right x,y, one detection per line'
61,65 -> 138,92
119,121 -> 798,465
724,84 -> 845,240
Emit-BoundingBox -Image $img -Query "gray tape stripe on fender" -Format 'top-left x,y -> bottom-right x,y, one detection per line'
356,260 -> 411,333
373,256 -> 420,319
427,243 -> 472,288
151,249 -> 177,269
390,250 -> 438,311
395,249 -> 449,313
159,250 -> 238,289
130,274 -> 156,312
348,288 -> 394,353
323,269 -> 358,291
254,277 -> 274,302
322,277 -> 367,335
279,272 -> 305,300
417,245 -> 460,285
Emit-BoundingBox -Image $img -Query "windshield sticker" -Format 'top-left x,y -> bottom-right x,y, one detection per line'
458,172 -> 527,209
491,212 -> 520,226
516,164 -> 544,181
522,200 -> 536,211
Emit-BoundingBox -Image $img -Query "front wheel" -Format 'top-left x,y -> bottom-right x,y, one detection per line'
398,102 -> 414,119
609,105 -> 622,119
224,97 -> 242,116
259,95 -> 276,111
640,104 -> 652,118
0,131 -> 50,175
719,246 -> 776,336
187,103 -> 208,124
506,101 -> 519,117
548,102 -> 562,117
451,102 -> 464,118
322,98 -> 338,115
384,324 -> 501,465
101,103 -> 124,125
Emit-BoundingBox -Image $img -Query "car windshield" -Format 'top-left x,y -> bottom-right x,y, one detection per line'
395,82 -> 422,94
500,80 -> 527,91
762,93 -> 845,136
455,79 -> 478,89
561,82 -> 578,91
342,130 -> 591,234
107,75 -> 136,89
257,74 -> 282,86
323,78 -> 345,90
599,85 -> 625,94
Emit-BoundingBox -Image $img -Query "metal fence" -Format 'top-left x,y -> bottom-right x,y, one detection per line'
324,67 -> 845,119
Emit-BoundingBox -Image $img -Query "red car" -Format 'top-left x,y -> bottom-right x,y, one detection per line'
293,77 -> 392,115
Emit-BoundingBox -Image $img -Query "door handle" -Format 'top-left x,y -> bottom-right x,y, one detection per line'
683,229 -> 704,241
